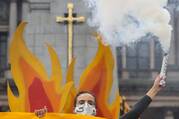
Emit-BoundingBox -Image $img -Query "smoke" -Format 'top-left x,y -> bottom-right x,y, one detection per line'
84,0 -> 172,53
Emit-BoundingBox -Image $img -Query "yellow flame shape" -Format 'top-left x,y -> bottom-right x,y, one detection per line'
8,22 -> 122,119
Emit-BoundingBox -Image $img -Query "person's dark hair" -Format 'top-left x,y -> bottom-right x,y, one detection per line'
74,91 -> 96,107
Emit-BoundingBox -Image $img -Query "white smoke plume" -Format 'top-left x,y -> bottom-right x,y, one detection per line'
84,0 -> 172,53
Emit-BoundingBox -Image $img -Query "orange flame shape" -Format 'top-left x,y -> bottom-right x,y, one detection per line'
78,34 -> 121,118
8,22 -> 121,119
8,22 -> 73,112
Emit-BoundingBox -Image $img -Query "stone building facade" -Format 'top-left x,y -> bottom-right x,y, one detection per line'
0,0 -> 179,118
118,0 -> 179,118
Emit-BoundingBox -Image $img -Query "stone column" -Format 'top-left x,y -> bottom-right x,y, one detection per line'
150,39 -> 155,69
150,39 -> 156,78
174,6 -> 179,65
22,0 -> 30,21
122,47 -> 127,69
121,46 -> 129,79
6,0 -> 17,80
167,4 -> 176,65
164,110 -> 174,119
109,47 -> 120,103
9,0 -> 17,40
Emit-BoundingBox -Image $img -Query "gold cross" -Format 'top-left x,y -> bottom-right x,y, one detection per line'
56,3 -> 85,65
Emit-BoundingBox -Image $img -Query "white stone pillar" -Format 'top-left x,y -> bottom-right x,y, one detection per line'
121,46 -> 129,79
150,39 -> 156,78
22,0 -> 30,21
109,47 -> 119,103
9,0 -> 17,40
174,6 -> 179,65
122,47 -> 127,69
7,0 -> 17,80
165,111 -> 174,119
150,39 -> 155,69
167,4 -> 176,65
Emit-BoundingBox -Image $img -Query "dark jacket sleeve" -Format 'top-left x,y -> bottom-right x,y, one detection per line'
120,95 -> 152,119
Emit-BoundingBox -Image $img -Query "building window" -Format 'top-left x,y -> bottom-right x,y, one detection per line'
126,40 -> 150,78
117,37 -> 164,79
0,0 -> 9,25
0,32 -> 8,77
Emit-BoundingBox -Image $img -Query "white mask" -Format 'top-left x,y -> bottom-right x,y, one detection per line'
74,102 -> 96,116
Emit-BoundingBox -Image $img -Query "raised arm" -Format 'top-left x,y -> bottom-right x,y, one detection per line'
120,75 -> 165,119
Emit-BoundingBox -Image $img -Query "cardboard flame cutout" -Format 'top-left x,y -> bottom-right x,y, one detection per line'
8,22 -> 121,119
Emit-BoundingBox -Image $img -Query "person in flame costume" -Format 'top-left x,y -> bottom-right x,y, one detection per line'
35,75 -> 165,119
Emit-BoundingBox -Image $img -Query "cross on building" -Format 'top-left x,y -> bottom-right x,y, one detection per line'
56,3 -> 85,65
